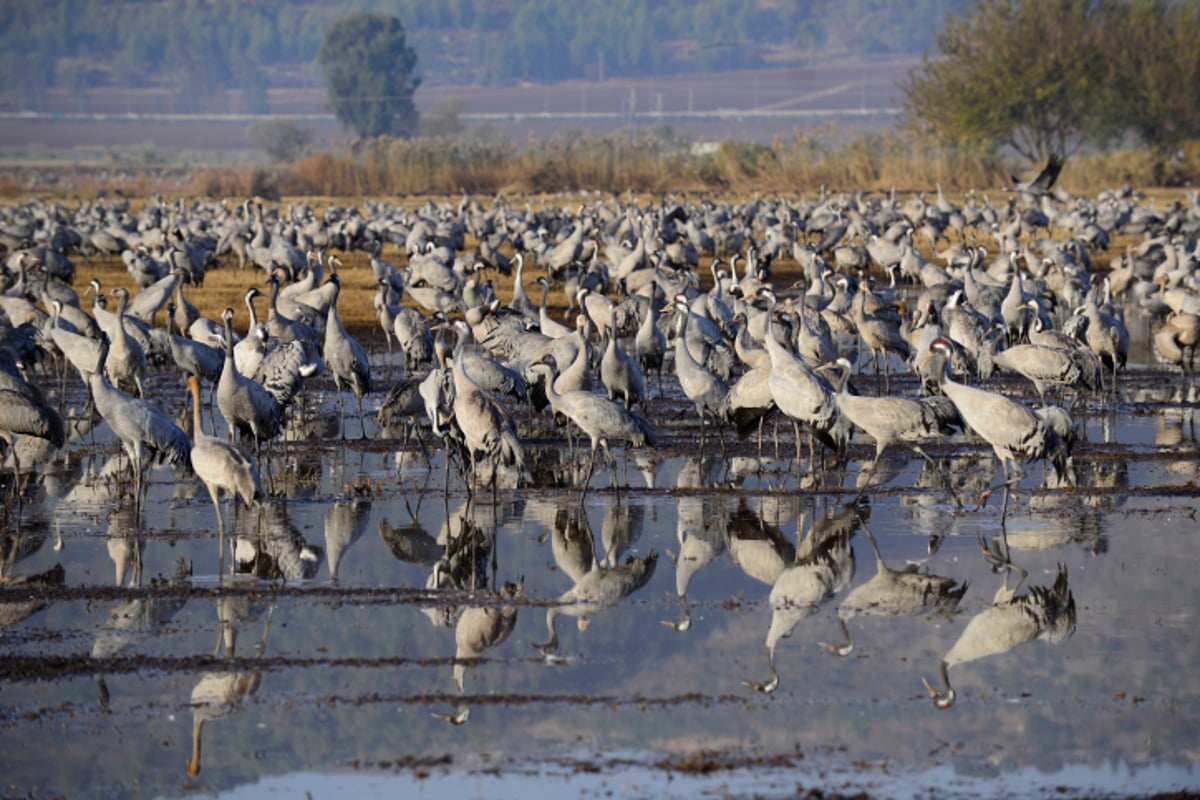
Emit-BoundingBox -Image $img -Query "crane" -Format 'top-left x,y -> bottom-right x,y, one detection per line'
1007,152 -> 1065,198
165,303 -> 222,386
0,384 -> 63,508
669,292 -> 728,455
321,275 -> 372,438
758,288 -> 848,464
928,338 -> 1069,496
89,336 -> 191,507
599,325 -> 645,409
187,375 -> 262,555
447,325 -> 523,486
216,307 -> 309,455
106,287 -> 147,398
989,342 -> 1095,402
531,354 -> 655,492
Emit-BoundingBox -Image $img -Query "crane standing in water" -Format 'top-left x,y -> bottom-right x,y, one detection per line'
187,375 -> 262,559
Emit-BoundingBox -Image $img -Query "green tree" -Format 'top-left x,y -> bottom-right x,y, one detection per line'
1103,0 -> 1200,158
901,0 -> 1110,160
317,12 -> 420,139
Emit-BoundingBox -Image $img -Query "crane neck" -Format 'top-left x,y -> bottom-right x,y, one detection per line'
188,376 -> 204,438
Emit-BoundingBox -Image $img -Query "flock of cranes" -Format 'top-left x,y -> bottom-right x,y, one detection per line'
0,168 -> 1198,512
0,164 -> 1195,726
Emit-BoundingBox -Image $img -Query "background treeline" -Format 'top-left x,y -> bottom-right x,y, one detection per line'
0,0 -> 958,109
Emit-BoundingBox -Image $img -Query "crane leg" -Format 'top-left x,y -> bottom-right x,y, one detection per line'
209,485 -> 226,580
356,393 -> 368,440
335,386 -> 347,439
579,444 -> 599,500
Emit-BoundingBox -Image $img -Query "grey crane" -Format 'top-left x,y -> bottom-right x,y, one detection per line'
166,303 -> 222,385
599,325 -> 645,409
216,307 -> 302,454
831,358 -> 947,486
507,252 -> 538,322
447,325 -> 524,485
634,290 -> 667,394
446,320 -> 527,402
291,256 -> 341,318
48,298 -> 102,378
929,338 -> 1069,494
1153,310 -> 1200,396
89,336 -> 191,507
535,277 -> 573,339
851,286 -> 909,391
170,278 -> 202,339
989,342 -> 1095,402
730,311 -> 771,370
758,288 -> 847,462
125,267 -> 182,325
234,288 -> 267,377
669,292 -> 729,454
105,287 -> 148,398
393,302 -> 434,372
1078,293 -> 1129,399
375,373 -> 429,449
923,563 -> 1075,709
321,275 -> 372,438
725,364 -> 776,456
0,383 -> 63,507
187,375 -> 262,554
1007,152 -> 1065,198
532,354 -> 655,491
264,272 -> 321,356
373,280 -> 401,375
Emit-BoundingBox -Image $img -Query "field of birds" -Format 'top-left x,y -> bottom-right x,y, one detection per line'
2,170 -> 1199,799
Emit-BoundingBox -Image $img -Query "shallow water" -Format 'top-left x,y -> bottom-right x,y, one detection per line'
2,363 -> 1200,799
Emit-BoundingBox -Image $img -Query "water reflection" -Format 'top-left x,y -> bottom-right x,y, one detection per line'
664,493 -> 726,631
743,502 -> 859,693
921,559 -> 1077,709
187,602 -> 274,777
324,499 -> 371,582
533,505 -> 657,657
822,522 -> 967,657
231,502 -> 323,580
724,498 -> 795,587
92,558 -> 191,709
0,385 -> 1194,796
433,577 -> 523,725
0,562 -> 63,628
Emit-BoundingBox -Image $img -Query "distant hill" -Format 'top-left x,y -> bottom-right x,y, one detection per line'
0,0 -> 959,114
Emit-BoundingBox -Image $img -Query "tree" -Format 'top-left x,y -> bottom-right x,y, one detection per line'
900,0 -> 1110,161
317,13 -> 420,139
1102,0 -> 1200,159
